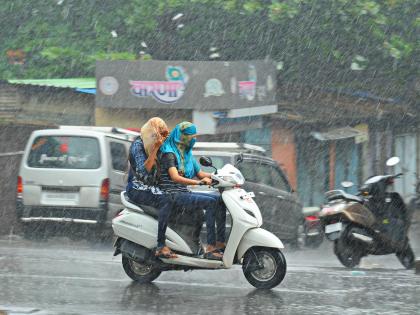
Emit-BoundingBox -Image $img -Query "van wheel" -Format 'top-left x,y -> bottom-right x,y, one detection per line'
242,247 -> 287,289
122,256 -> 161,283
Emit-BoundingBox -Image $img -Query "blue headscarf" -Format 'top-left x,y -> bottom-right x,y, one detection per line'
160,121 -> 200,178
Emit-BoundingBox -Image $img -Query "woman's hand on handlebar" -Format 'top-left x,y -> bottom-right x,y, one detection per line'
200,177 -> 213,186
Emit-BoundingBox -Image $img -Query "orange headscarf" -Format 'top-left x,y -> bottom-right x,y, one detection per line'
140,117 -> 169,156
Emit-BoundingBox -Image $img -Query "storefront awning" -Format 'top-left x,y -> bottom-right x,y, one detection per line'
311,126 -> 368,141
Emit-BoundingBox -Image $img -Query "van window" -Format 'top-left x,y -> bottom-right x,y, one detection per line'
27,136 -> 101,169
110,142 -> 127,172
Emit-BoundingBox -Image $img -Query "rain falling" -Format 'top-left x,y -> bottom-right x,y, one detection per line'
0,1 -> 419,314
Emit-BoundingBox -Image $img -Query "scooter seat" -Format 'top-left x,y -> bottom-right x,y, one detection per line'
139,205 -> 159,219
121,192 -> 159,218
326,190 -> 363,203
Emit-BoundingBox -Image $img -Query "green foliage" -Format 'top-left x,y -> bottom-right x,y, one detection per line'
0,0 -> 418,97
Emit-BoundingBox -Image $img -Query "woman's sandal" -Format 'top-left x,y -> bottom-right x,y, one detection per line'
215,242 -> 226,253
155,246 -> 178,259
204,250 -> 223,261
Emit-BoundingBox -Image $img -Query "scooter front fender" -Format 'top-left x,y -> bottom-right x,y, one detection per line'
237,228 -> 284,261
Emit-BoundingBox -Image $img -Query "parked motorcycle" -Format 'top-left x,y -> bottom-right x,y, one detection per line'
320,157 -> 415,269
301,207 -> 324,248
408,178 -> 420,213
112,156 -> 287,289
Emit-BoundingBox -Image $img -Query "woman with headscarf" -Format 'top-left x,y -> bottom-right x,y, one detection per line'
159,121 -> 226,260
126,117 -> 177,259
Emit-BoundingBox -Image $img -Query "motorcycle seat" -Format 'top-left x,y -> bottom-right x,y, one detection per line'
326,190 -> 363,203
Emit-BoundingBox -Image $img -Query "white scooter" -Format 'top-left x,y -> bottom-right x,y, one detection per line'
112,156 -> 287,289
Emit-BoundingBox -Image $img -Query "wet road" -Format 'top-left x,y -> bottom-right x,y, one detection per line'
0,230 -> 419,315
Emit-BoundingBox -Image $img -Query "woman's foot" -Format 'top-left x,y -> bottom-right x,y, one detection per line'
155,246 -> 178,259
204,245 -> 223,260
215,241 -> 226,251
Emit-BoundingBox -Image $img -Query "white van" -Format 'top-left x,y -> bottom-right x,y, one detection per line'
17,126 -> 137,236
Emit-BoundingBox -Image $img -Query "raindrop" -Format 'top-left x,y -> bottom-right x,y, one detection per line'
351,62 -> 364,71
111,30 -> 118,38
209,52 -> 220,59
172,13 -> 183,21
209,47 -> 218,52
141,41 -> 147,48
177,24 -> 185,29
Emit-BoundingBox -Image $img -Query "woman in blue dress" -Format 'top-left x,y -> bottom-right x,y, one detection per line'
159,122 -> 226,260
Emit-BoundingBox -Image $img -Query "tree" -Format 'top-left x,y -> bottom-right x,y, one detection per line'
0,0 -> 417,99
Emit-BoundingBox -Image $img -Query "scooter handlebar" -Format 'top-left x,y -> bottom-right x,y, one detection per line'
198,179 -> 219,187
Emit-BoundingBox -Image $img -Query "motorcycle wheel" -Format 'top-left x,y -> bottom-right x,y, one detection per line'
122,256 -> 161,283
334,234 -> 362,268
396,243 -> 415,269
242,247 -> 287,289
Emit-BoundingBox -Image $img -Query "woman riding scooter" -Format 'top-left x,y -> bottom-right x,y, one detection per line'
159,121 -> 227,260
126,117 -> 177,259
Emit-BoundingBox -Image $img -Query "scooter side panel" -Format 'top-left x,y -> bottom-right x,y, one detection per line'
112,210 -> 193,254
344,203 -> 376,228
237,228 -> 284,260
222,189 -> 262,268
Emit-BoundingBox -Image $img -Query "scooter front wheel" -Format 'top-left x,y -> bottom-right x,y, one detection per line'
396,242 -> 415,269
122,256 -> 161,283
242,247 -> 287,289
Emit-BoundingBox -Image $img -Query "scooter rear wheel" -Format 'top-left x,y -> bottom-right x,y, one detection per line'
122,256 -> 161,283
334,227 -> 363,268
242,247 -> 287,289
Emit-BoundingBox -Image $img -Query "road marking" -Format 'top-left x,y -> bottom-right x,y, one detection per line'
2,273 -> 416,295
0,273 -> 126,283
0,273 -> 339,294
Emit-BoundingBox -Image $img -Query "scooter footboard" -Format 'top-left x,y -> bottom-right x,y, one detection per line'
237,228 -> 284,261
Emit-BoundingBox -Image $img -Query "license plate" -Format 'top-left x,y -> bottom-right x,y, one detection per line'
325,222 -> 342,234
240,192 -> 255,199
44,192 -> 78,201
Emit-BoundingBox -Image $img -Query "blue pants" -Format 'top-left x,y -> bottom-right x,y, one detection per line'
170,192 -> 220,245
192,191 -> 226,243
127,188 -> 173,248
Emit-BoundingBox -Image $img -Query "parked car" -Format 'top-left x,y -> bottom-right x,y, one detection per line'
192,149 -> 304,246
16,126 -> 136,238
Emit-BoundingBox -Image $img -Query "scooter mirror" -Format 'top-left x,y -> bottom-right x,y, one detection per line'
386,156 -> 400,167
199,156 -> 213,167
341,181 -> 354,188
